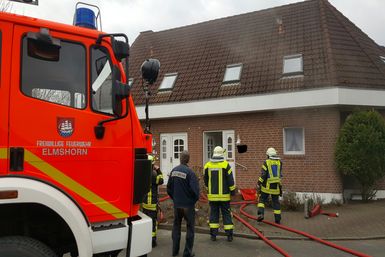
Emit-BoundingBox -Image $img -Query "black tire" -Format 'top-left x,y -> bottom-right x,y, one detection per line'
0,236 -> 57,257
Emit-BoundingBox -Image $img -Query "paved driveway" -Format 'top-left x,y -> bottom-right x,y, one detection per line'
119,229 -> 384,257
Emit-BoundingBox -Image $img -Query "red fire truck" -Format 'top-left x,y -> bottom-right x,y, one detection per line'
0,3 -> 159,257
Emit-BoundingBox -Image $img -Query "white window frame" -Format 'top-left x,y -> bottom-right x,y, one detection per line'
223,63 -> 243,83
380,56 -> 385,63
283,127 -> 305,155
159,73 -> 178,91
128,78 -> 134,87
283,54 -> 303,75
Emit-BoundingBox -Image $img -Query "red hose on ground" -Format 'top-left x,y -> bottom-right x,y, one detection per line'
238,204 -> 372,257
159,195 -> 170,202
232,212 -> 291,257
230,200 -> 257,205
160,193 -> 371,257
201,193 -> 290,256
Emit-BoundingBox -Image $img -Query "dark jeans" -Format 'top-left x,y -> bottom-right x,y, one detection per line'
258,192 -> 281,223
209,201 -> 233,236
172,207 -> 195,257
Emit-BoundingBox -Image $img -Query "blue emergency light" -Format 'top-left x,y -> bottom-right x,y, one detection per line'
73,2 -> 101,30
75,8 -> 96,29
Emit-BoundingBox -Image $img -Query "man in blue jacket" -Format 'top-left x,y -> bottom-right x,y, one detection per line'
167,150 -> 200,257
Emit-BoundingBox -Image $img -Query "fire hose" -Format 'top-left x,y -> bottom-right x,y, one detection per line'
159,194 -> 371,257
236,203 -> 371,257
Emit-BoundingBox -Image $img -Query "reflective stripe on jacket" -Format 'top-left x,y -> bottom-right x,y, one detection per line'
259,158 -> 282,195
204,158 -> 235,201
143,166 -> 164,210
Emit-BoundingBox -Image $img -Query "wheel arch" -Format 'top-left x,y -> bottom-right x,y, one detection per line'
0,177 -> 93,257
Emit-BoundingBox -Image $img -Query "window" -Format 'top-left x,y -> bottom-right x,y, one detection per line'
173,139 -> 184,159
283,54 -> 303,75
223,64 -> 242,83
227,136 -> 233,159
91,46 -> 113,115
21,38 -> 86,109
128,78 -> 134,87
207,137 -> 214,159
283,127 -> 305,155
380,56 -> 385,63
159,73 -> 177,91
162,139 -> 167,159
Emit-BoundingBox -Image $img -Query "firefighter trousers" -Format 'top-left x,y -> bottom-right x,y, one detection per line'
257,192 -> 281,223
209,201 -> 234,236
143,208 -> 158,239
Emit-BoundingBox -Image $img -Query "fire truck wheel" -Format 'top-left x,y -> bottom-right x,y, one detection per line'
0,236 -> 57,257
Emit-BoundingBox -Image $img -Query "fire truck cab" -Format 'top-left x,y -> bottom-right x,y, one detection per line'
0,7 -> 156,257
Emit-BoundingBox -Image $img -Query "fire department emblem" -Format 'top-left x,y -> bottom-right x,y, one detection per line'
57,118 -> 74,138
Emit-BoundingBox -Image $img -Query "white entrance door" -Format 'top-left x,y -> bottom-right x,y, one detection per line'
160,133 -> 188,183
223,130 -> 236,184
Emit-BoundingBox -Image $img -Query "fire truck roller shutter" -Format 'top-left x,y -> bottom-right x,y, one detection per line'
0,177 -> 93,257
133,148 -> 152,204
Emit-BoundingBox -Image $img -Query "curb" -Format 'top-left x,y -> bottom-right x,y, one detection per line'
158,224 -> 385,241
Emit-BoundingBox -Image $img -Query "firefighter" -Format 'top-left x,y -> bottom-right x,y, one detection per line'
204,146 -> 236,242
257,147 -> 283,224
142,154 -> 164,247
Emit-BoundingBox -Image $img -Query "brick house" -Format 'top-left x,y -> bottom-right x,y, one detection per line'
128,0 -> 385,202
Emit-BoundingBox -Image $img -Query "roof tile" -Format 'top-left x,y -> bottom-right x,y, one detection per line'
130,0 -> 385,105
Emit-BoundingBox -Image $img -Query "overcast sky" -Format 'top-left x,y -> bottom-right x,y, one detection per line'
7,0 -> 385,46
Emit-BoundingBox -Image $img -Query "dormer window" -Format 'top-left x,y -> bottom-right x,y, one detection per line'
380,56 -> 385,63
223,64 -> 242,83
159,73 -> 178,91
283,54 -> 303,75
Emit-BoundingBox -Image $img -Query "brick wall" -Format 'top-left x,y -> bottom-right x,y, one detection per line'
147,107 -> 385,194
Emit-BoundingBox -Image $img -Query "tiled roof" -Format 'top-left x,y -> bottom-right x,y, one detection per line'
129,0 -> 385,105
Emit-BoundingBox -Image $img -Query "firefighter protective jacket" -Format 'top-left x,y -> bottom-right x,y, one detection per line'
142,165 -> 164,211
258,157 -> 282,195
204,157 -> 236,201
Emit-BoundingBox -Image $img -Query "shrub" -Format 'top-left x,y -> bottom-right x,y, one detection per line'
335,110 -> 385,201
303,193 -> 324,208
281,191 -> 302,211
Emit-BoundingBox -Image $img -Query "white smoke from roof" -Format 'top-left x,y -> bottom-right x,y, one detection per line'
6,0 -> 385,46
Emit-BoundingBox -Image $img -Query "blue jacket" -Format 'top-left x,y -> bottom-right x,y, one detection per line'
167,164 -> 200,208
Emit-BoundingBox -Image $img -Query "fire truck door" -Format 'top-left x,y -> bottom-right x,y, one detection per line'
0,21 -> 12,174
8,25 -> 132,221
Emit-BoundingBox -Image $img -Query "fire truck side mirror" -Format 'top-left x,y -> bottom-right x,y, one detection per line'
112,66 -> 130,116
112,39 -> 129,60
27,28 -> 61,62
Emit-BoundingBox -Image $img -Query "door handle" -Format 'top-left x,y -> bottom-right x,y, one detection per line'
10,147 -> 24,171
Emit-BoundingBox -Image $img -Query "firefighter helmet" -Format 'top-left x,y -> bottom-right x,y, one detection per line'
266,147 -> 277,157
213,146 -> 225,158
148,154 -> 155,164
